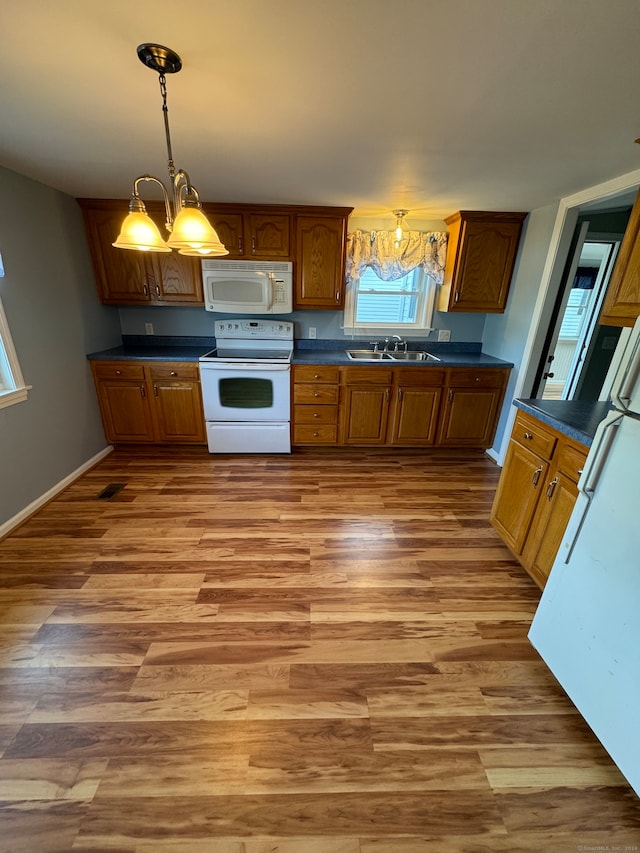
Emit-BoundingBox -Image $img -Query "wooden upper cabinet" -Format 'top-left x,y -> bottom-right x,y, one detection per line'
203,207 -> 291,259
600,187 -> 640,327
247,214 -> 290,257
80,201 -> 154,303
437,211 -> 527,313
205,211 -> 245,258
78,199 -> 202,306
81,199 -> 351,307
295,215 -> 348,309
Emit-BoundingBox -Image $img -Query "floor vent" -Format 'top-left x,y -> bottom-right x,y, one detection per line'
97,483 -> 127,500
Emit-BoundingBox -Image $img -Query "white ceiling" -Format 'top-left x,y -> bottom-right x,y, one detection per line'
2,0 -> 640,220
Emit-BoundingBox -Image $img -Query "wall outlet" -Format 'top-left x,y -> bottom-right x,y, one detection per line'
145,323 -> 154,336
309,327 -> 317,339
438,329 -> 451,342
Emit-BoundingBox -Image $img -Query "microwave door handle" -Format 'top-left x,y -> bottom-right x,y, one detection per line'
267,273 -> 275,310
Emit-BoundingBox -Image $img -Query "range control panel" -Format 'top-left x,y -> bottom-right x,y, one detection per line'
214,319 -> 294,341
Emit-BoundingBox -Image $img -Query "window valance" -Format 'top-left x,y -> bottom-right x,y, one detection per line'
346,229 -> 448,284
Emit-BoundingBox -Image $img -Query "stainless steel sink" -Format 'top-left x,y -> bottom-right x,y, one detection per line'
345,350 -> 393,360
388,351 -> 441,362
345,349 -> 440,362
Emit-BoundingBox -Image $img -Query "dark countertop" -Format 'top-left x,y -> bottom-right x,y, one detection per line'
514,398 -> 612,447
87,337 -> 514,369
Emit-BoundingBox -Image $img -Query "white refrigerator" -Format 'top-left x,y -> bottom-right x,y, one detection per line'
529,315 -> 640,796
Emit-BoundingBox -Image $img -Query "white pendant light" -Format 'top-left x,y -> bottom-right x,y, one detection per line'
113,44 -> 228,257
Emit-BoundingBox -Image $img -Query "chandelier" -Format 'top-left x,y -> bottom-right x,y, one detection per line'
113,44 -> 228,257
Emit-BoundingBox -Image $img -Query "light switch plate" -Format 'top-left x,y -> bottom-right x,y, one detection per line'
438,329 -> 451,342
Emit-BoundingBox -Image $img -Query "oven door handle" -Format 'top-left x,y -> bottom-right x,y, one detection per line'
199,362 -> 291,372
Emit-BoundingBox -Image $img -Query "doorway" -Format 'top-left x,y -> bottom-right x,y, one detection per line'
532,203 -> 632,401
536,239 -> 621,399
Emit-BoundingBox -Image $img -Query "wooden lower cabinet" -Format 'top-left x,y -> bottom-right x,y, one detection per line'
292,365 -> 340,445
91,361 -> 205,444
490,409 -> 587,589
437,369 -> 509,446
292,364 -> 508,449
341,368 -> 393,444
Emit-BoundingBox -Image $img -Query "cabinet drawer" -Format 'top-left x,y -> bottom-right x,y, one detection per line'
556,440 -> 588,482
512,412 -> 557,459
294,384 -> 339,404
92,362 -> 145,380
294,404 -> 338,424
341,367 -> 393,385
394,367 -> 446,386
148,362 -> 199,380
294,424 -> 338,444
447,368 -> 507,388
294,365 -> 340,383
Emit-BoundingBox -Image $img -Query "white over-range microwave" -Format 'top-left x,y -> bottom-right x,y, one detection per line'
202,260 -> 293,314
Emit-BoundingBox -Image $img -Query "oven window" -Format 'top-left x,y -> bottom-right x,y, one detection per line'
219,377 -> 274,409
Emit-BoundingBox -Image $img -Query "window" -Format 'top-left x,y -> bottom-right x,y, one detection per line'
0,296 -> 29,410
344,266 -> 436,333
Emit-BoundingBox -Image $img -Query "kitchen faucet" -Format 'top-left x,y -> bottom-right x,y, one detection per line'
383,335 -> 405,352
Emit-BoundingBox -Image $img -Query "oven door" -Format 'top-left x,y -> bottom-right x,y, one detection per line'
199,362 -> 291,422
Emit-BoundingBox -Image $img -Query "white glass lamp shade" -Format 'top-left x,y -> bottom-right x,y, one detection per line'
112,211 -> 171,252
166,207 -> 229,256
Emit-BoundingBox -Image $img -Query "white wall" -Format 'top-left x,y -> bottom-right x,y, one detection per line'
0,166 -> 122,530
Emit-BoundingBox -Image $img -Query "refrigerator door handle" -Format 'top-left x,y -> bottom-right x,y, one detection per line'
580,411 -> 623,496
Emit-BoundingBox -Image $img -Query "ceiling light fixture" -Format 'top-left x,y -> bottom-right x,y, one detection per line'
113,43 -> 227,257
392,209 -> 409,248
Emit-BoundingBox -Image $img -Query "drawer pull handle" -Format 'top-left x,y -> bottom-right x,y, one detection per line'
140,385 -> 146,399
313,413 -> 319,418
546,477 -> 558,499
170,371 -> 177,376
313,431 -> 319,437
153,383 -> 159,397
524,432 -> 533,440
115,370 -> 122,375
532,466 -> 543,486
314,374 -> 320,379
314,392 -> 320,397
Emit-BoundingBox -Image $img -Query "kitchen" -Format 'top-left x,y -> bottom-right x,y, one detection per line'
2,1 -> 640,849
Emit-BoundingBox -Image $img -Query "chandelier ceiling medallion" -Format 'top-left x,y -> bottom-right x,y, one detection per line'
113,43 -> 227,257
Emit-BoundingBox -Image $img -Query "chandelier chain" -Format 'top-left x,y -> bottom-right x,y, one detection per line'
158,73 -> 176,181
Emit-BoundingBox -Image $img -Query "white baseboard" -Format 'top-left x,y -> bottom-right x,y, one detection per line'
485,448 -> 500,465
0,446 -> 113,539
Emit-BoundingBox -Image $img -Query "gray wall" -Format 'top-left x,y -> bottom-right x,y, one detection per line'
482,202 -> 561,453
0,166 -> 121,529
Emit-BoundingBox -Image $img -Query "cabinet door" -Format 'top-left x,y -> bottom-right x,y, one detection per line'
155,253 -> 204,304
206,211 -> 245,258
521,469 -> 579,589
95,380 -> 156,442
295,216 -> 347,309
390,385 -> 442,445
438,212 -> 526,313
490,441 -> 549,555
247,214 -> 290,258
151,380 -> 206,442
437,387 -> 503,447
599,187 -> 640,327
81,204 -> 154,304
341,385 -> 391,444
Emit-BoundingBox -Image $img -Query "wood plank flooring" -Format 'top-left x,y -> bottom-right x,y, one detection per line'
0,445 -> 638,852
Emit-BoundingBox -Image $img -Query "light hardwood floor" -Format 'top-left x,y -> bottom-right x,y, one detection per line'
0,446 -> 638,852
